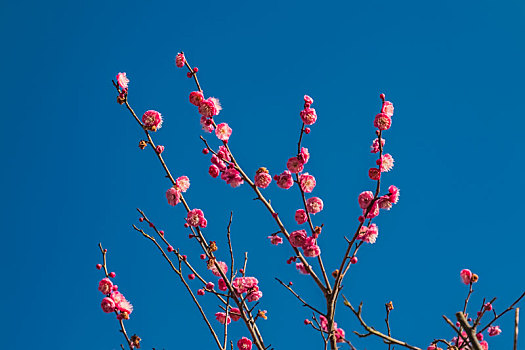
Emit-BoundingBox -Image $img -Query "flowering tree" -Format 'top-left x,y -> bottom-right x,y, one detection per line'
95,53 -> 523,350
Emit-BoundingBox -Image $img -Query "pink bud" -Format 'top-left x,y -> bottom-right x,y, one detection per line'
239,268 -> 244,274
112,285 -> 118,291
159,230 -> 164,236
167,245 -> 174,252
202,148 -> 209,154
206,282 -> 215,290
468,317 -> 472,322
272,212 -> 279,219
476,333 -> 484,341
149,222 -> 154,228
188,274 -> 196,280
187,72 -> 193,78
197,289 -> 205,295
380,93 -> 385,101
96,264 -> 102,270
304,319 -> 311,325
350,257 -> 358,264
193,67 -> 199,72
109,272 -> 116,278
358,216 -> 365,223
484,303 -> 493,311
304,127 -> 311,134
139,217 -> 144,222
182,255 -> 187,260
200,254 -> 206,260
184,223 -> 189,228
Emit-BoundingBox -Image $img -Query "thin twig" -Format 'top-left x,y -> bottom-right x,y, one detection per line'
275,278 -> 324,315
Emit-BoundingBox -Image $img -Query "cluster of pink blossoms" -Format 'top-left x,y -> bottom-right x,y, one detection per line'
187,90 -> 222,133
207,145 -> 244,188
166,176 -> 191,206
289,229 -> 321,257
175,52 -> 186,68
318,315 -> 346,343
97,274 -> 133,320
232,276 -> 263,302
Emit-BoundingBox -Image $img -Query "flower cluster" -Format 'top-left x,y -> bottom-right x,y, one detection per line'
300,94 -> 317,125
166,176 -> 191,206
187,90 -> 222,133
232,277 -> 263,302
319,315 -> 346,343
97,273 -> 133,321
207,145 -> 244,188
289,229 -> 321,258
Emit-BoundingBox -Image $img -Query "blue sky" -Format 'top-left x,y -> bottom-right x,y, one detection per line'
1,0 -> 524,349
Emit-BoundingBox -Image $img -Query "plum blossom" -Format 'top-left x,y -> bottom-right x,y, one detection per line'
221,168 -> 244,188
381,101 -> 394,117
166,187 -> 181,206
296,262 -> 309,274
388,185 -> 400,204
358,191 -> 374,209
364,201 -> 379,219
300,107 -> 317,125
298,147 -> 310,164
371,138 -> 385,153
199,97 -> 221,117
275,170 -> 294,189
295,209 -> 308,224
369,168 -> 381,180
358,224 -> 379,244
460,269 -> 473,285
306,197 -> 323,214
287,157 -> 304,173
374,113 -> 392,131
186,209 -> 207,228
156,145 -> 165,154
488,326 -> 501,336
237,337 -> 252,350
480,340 -> 489,350
217,145 -> 231,161
303,243 -> 321,257
200,116 -> 214,133
377,153 -> 394,172
268,235 -> 283,245
255,168 -> 272,188
175,53 -> 186,68
210,261 -> 228,277
189,91 -> 204,106
299,173 -> 316,193
289,230 -> 308,247
142,110 -> 163,131
230,307 -> 242,321
215,123 -> 232,141
101,297 -> 116,313
218,278 -> 228,292
304,95 -> 314,106
215,312 -> 231,325
176,176 -> 190,192
378,196 -> 392,210
98,278 -> 113,294
116,72 -> 129,89
246,288 -> 263,302
209,165 -> 220,178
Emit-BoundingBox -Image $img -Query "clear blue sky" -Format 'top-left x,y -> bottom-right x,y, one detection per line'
1,0 -> 524,349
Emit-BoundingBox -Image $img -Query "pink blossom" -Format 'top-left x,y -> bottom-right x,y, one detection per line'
299,173 -> 316,193
221,168 -> 244,188
289,230 -> 308,247
116,72 -> 129,89
306,197 -> 324,214
304,95 -> 314,106
199,97 -> 221,117
237,337 -> 252,350
378,196 -> 392,210
371,138 -> 385,153
303,243 -> 321,257
296,262 -> 309,274
388,185 -> 400,204
298,147 -> 310,164
268,235 -> 283,245
189,91 -> 204,106
217,146 -> 231,161
319,315 -> 328,331
156,145 -> 165,154
358,224 -> 379,244
176,176 -> 190,192
374,113 -> 392,131
247,288 -> 263,302
255,171 -> 272,189
377,153 -> 394,172
98,278 -> 113,295
232,276 -> 259,294
218,278 -> 228,291
175,53 -> 186,68
365,201 -> 379,219
200,116 -> 214,133
216,123 -> 232,141
480,340 -> 489,350
142,110 -> 163,131
358,191 -> 374,209
215,312 -> 231,325
197,289 -> 205,295
209,165 -> 220,178
187,209 -> 207,228
211,154 -> 227,170
369,168 -> 381,180
300,107 -> 317,125
118,299 -> 133,314
295,209 -> 308,224
287,157 -> 304,173
335,327 -> 346,343
488,326 -> 501,336
230,307 -> 242,321
460,269 -> 473,285
381,101 -> 394,117
210,261 -> 228,277
205,282 -> 215,290
101,297 -> 116,313
166,187 -> 181,206
275,170 -> 294,189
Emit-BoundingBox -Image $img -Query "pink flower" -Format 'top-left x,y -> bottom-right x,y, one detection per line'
296,262 -> 309,274
230,307 -> 242,321
189,91 -> 204,106
306,197 -> 324,214
303,243 -> 321,257
378,196 -> 392,210
116,72 -> 129,90
358,224 -> 379,244
388,185 -> 400,204
275,170 -> 294,189
287,157 -> 304,173
187,209 -> 207,228
209,165 -> 220,178
370,138 -> 385,153
299,173 -> 316,193
101,297 -> 116,313
217,145 -> 231,161
460,269 -> 473,285
374,113 -> 392,131
175,53 -> 186,68
335,327 -> 346,343
221,168 -> 244,188
237,337 -> 252,350
210,261 -> 228,277
200,116 -> 215,133
381,101 -> 394,117
488,326 -> 501,336
369,168 -> 381,180
156,145 -> 165,154
358,191 -> 374,209
118,299 -> 133,314
300,107 -> 317,125
319,315 -> 328,331
215,312 -> 231,325
289,230 -> 308,247
197,289 -> 205,295
218,278 -> 228,291
98,278 -> 113,295
247,288 -> 263,302
142,110 -> 163,131
255,171 -> 272,189
295,209 -> 308,224
166,187 -> 181,206
480,340 -> 489,350
199,97 -> 221,117
268,235 -> 283,245
298,147 -> 310,164
215,123 -> 232,141
206,282 -> 215,290
176,176 -> 190,192
304,95 -> 314,106
377,153 -> 394,172
365,201 -> 379,219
